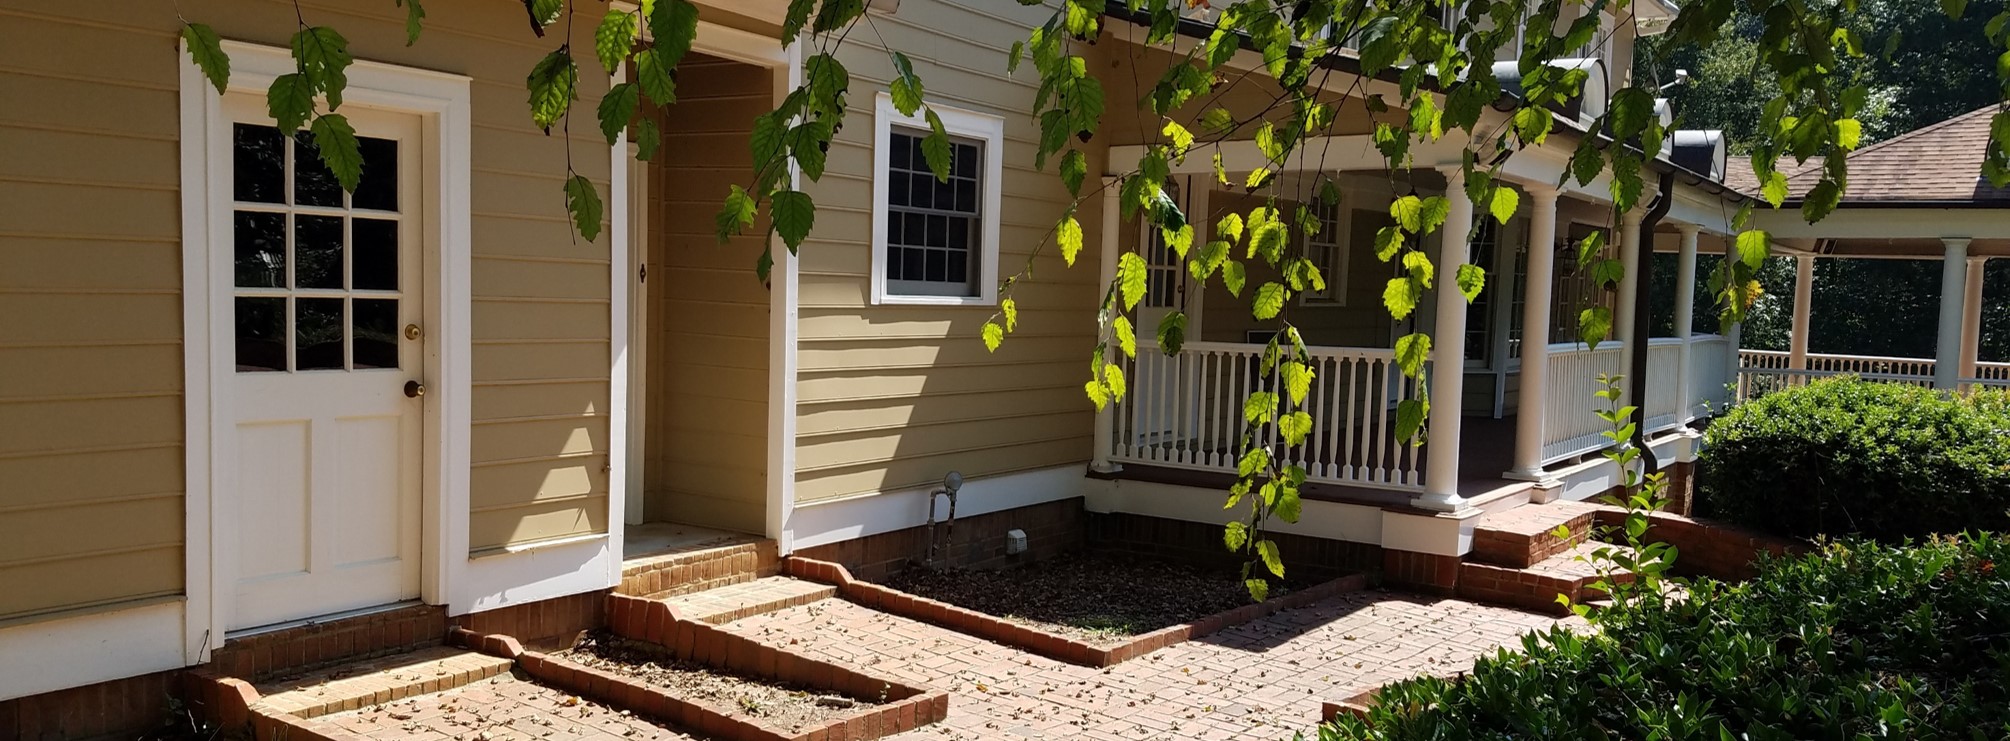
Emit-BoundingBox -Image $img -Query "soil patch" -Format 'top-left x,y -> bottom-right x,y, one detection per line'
556,632 -> 883,734
883,553 -> 1282,645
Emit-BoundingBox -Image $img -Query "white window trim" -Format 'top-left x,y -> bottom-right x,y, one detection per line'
1300,198 -> 1351,306
870,92 -> 1003,306
180,39 -> 472,660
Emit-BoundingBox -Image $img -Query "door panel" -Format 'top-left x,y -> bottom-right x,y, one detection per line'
221,94 -> 424,630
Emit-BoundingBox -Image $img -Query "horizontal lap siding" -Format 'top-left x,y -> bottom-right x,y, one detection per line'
643,55 -> 771,535
793,0 -> 1104,503
0,4 -> 187,620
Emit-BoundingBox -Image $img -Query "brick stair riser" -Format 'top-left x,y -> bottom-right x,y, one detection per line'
619,541 -> 781,597
1470,513 -> 1594,569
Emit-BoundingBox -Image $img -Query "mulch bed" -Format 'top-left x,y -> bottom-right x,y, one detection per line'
556,632 -> 883,734
883,553 -> 1285,645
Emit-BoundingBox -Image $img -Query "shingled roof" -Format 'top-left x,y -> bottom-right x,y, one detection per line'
1782,106 -> 2010,206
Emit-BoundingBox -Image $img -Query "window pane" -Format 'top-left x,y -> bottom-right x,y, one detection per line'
948,219 -> 969,250
889,134 -> 911,169
353,137 -> 400,211
294,132 -> 343,207
946,250 -> 967,283
235,297 -> 286,372
927,214 -> 948,247
353,299 -> 399,369
234,211 -> 287,288
294,215 -> 345,289
910,173 -> 933,209
901,247 -> 924,280
925,249 -> 946,282
908,136 -> 925,173
955,179 -> 976,213
904,213 -> 925,245
296,298 -> 345,370
887,210 -> 905,244
954,142 -> 978,178
353,218 -> 399,291
934,176 -> 955,211
233,124 -> 286,204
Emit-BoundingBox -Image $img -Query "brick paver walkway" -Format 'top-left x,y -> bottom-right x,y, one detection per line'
322,673 -> 698,741
724,589 -> 1572,740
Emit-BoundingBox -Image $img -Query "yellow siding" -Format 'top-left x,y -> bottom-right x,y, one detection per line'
793,0 -> 1106,502
0,0 -> 622,619
642,54 -> 772,534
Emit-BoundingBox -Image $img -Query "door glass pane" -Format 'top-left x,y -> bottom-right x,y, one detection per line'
353,137 -> 400,211
296,298 -> 345,370
235,297 -> 286,372
293,133 -> 343,207
233,124 -> 285,204
295,215 -> 345,289
352,218 -> 399,290
353,299 -> 400,369
234,211 -> 286,288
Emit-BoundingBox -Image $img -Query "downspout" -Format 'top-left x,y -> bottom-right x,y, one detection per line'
1628,171 -> 1676,475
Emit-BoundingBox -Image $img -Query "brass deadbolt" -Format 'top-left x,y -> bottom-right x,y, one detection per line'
404,323 -> 423,340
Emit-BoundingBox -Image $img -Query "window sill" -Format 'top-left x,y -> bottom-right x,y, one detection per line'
873,294 -> 994,307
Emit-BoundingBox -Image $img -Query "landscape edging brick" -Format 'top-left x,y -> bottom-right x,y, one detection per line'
783,555 -> 1369,667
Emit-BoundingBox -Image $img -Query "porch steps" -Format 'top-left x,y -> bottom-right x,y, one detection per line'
249,645 -> 513,719
619,536 -> 780,598
649,575 -> 836,624
1469,500 -> 1604,568
1456,541 -> 1639,616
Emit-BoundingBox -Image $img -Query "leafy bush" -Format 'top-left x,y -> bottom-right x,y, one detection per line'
1317,536 -> 2010,740
1698,377 -> 2010,541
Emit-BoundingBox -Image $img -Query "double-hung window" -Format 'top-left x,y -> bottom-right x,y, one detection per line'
872,92 -> 1004,305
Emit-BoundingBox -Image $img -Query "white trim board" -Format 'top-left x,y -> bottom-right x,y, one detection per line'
606,65 -> 634,592
0,598 -> 185,702
1089,477 -> 1485,557
787,465 -> 1093,551
768,41 -> 805,548
181,39 -> 474,649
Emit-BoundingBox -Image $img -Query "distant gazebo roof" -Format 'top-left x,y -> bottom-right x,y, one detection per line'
1730,106 -> 2009,207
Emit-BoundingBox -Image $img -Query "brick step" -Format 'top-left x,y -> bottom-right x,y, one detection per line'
1469,500 -> 1606,568
651,575 -> 837,624
619,536 -> 780,598
1456,541 -> 1638,615
250,645 -> 514,719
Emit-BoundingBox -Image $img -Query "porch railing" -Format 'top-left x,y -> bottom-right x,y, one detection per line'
1110,341 -> 1427,491
1736,350 -> 2010,398
1539,340 -> 1627,464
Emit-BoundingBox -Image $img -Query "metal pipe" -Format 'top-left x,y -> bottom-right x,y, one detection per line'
923,472 -> 963,568
1628,171 -> 1676,476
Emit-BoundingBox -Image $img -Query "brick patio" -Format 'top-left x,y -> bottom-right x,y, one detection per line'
722,590 -> 1571,741
320,672 -> 700,741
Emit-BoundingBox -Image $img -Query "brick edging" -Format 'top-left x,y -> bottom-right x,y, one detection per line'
179,671 -> 365,741
783,555 -> 1369,667
458,598 -> 949,741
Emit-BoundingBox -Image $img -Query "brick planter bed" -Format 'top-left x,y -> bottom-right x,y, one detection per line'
783,555 -> 1370,667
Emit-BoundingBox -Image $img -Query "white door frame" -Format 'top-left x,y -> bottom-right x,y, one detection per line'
180,40 -> 472,662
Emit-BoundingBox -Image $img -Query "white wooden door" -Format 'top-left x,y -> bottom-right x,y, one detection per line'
222,95 -> 424,630
1130,179 -> 1196,448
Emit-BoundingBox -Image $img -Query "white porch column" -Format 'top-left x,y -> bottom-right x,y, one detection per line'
1091,178 -> 1122,473
1960,256 -> 1987,380
1419,172 -> 1475,511
1726,320 -> 1745,401
1614,211 -> 1644,345
1510,185 -> 1560,480
1935,238 -> 1973,390
1789,255 -> 1814,370
1673,224 -> 1700,421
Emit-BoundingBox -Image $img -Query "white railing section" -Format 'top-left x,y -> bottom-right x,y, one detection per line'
1737,350 -> 2010,397
1540,340 -> 1627,464
1643,338 -> 1684,434
1110,341 -> 1427,491
1688,335 -> 1734,414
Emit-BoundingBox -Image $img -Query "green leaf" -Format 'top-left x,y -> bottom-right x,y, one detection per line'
1455,263 -> 1485,302
527,50 -> 579,133
1374,226 -> 1405,261
1835,118 -> 1863,151
1942,0 -> 1968,17
790,121 -> 831,180
1255,539 -> 1284,577
1736,230 -> 1771,269
1117,253 -> 1148,310
1237,447 -> 1270,476
182,23 -> 230,95
1280,361 -> 1313,406
266,73 -> 316,133
1394,333 -> 1431,378
1223,521 -> 1248,550
1162,119 -> 1195,154
597,82 -> 639,145
1577,229 -> 1607,264
1059,149 -> 1087,196
1253,282 -> 1286,319
1403,251 -> 1435,288
648,0 -> 701,68
1762,171 -> 1790,207
782,0 -> 816,44
981,322 -> 1004,352
772,189 -> 815,251
1112,315 -> 1137,358
889,71 -> 924,116
564,174 -> 603,241
1243,392 -> 1277,425
1383,277 -> 1420,320
1608,88 -> 1656,141
594,10 -> 638,73
1591,258 -> 1625,290
1417,196 -> 1451,234
1394,398 -> 1427,442
397,0 -> 426,45
1102,362 -> 1126,401
922,111 -> 954,181
1001,297 -> 1019,332
529,0 -> 563,27
291,26 -> 353,109
634,48 -> 677,105
309,114 -> 363,193
1056,214 -> 1084,266
1084,377 -> 1109,411
1389,195 -> 1424,232
716,183 -> 757,242
751,113 -> 786,167
1244,578 -> 1269,602
634,117 -> 661,161
1216,212 -> 1245,245
1156,311 -> 1186,354
1579,306 -> 1613,348
1279,411 -> 1313,447
1222,260 -> 1246,296
1489,186 -> 1518,225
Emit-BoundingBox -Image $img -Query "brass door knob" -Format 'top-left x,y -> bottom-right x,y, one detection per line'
404,380 -> 426,398
404,324 -> 423,340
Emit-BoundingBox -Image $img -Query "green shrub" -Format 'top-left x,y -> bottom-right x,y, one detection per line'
1697,377 -> 2010,541
1317,536 -> 2010,740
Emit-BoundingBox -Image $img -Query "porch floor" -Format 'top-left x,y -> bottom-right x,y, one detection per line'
621,522 -> 758,562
